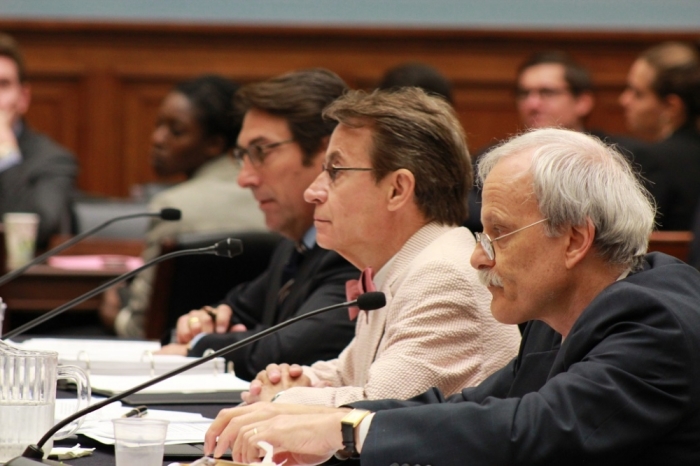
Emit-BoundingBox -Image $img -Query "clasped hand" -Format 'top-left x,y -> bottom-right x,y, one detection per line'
241,363 -> 320,404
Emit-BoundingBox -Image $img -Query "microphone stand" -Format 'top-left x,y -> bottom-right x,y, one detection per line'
8,291 -> 386,465
1,238 -> 242,341
0,209 -> 181,287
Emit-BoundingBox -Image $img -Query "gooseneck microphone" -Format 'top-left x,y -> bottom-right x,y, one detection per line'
8,291 -> 386,465
0,208 -> 183,287
0,237 -> 242,341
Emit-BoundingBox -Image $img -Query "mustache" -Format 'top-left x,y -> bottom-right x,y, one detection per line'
478,268 -> 504,288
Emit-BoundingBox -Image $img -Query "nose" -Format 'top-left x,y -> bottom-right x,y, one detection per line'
151,125 -> 167,147
470,239 -> 495,271
237,158 -> 261,188
303,171 -> 328,205
619,89 -> 631,109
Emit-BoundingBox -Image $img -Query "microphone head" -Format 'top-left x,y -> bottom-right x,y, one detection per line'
159,208 -> 182,221
213,238 -> 243,258
356,291 -> 386,311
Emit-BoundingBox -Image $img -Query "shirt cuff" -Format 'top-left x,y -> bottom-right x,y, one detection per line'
186,332 -> 209,354
356,412 -> 375,454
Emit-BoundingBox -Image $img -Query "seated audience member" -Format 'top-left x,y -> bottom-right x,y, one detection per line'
378,62 -> 453,103
241,88 -> 520,407
619,41 -> 700,230
102,75 -> 266,338
205,128 -> 700,466
0,33 -> 77,248
469,51 -> 601,234
157,69 -> 358,381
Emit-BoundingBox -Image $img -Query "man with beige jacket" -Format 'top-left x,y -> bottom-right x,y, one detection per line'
241,88 -> 521,407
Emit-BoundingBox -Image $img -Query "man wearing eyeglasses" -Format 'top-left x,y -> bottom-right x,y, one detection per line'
203,128 -> 700,465
217,87 -> 519,408
158,69 -> 359,381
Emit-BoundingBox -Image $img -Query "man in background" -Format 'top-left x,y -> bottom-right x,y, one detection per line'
0,33 -> 77,248
619,41 -> 700,230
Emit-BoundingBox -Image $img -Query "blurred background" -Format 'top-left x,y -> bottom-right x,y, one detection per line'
1,0 -> 698,198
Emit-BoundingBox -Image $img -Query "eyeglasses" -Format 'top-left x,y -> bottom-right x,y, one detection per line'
515,87 -> 571,101
231,139 -> 295,167
321,163 -> 374,183
475,218 -> 549,261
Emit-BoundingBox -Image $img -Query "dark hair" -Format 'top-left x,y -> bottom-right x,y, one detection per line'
517,50 -> 592,95
174,74 -> 240,151
0,33 -> 26,82
324,88 -> 472,226
234,68 -> 348,165
378,62 -> 453,104
641,42 -> 700,121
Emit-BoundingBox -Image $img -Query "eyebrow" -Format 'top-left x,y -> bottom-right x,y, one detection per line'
325,150 -> 344,165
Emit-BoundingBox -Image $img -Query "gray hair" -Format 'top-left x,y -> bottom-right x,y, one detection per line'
477,128 -> 656,271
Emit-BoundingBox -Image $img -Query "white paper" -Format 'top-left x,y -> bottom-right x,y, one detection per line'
89,373 -> 249,395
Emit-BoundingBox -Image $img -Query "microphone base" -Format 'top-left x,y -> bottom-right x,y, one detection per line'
5,458 -> 69,466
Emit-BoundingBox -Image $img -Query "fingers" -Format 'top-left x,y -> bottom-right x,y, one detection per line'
175,308 -> 217,343
214,305 -> 232,333
288,364 -> 303,378
230,323 -> 248,332
240,380 -> 263,404
265,364 -> 283,384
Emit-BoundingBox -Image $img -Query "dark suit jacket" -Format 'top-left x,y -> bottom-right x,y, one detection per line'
353,253 -> 700,465
645,125 -> 700,231
189,239 -> 358,381
0,125 -> 77,247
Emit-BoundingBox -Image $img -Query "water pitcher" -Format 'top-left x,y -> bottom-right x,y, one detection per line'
0,341 -> 90,462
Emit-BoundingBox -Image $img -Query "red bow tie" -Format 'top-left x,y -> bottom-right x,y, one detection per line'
346,267 -> 377,321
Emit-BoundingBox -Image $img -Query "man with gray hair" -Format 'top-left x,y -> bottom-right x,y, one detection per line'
204,128 -> 700,465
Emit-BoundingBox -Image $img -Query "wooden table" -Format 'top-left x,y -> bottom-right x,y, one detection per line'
0,264 -> 130,334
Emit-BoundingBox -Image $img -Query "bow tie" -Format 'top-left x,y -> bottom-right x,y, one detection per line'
346,267 -> 377,321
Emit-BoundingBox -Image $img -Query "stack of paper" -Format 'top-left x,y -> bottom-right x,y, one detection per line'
10,338 -> 227,376
56,398 -> 213,445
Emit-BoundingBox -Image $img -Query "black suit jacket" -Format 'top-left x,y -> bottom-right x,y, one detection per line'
0,125 -> 77,247
189,239 -> 358,381
645,125 -> 700,230
353,253 -> 700,465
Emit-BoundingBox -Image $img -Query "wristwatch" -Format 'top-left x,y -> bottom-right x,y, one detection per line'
337,409 -> 371,460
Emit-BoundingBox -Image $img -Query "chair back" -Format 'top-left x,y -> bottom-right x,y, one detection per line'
146,231 -> 282,341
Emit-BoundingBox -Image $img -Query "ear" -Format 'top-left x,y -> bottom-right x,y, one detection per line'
664,94 -> 686,123
386,168 -> 416,212
16,83 -> 31,116
574,91 -> 594,120
564,218 -> 595,270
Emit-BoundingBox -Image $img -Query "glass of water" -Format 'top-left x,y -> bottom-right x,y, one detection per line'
112,418 -> 169,466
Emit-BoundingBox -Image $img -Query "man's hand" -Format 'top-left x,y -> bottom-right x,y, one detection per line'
241,363 -> 310,404
204,402 -> 348,464
175,304 -> 236,344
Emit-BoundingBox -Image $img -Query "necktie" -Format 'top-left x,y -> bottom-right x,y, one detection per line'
346,267 -> 377,321
278,243 -> 308,305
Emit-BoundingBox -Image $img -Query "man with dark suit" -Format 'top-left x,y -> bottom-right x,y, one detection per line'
157,69 -> 357,381
0,33 -> 77,248
204,128 -> 700,465
619,41 -> 700,230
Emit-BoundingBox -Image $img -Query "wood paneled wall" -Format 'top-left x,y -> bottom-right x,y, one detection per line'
2,21 -> 697,197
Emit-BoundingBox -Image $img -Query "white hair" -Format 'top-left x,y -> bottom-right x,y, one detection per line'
477,128 -> 656,270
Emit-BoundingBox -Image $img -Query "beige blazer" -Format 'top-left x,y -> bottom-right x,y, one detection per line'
275,223 -> 521,407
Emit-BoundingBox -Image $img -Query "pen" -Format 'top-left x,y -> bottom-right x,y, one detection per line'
121,405 -> 148,418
